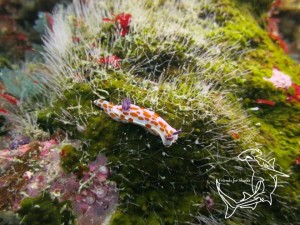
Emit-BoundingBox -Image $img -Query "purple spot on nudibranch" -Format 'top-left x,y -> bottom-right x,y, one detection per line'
122,98 -> 131,111
166,130 -> 181,141
173,130 -> 182,135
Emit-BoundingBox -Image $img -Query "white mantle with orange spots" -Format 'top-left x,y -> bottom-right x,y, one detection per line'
94,99 -> 180,147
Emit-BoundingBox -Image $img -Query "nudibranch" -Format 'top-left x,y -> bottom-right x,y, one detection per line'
94,98 -> 180,147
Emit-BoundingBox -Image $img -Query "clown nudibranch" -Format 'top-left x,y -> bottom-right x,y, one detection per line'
94,98 -> 180,147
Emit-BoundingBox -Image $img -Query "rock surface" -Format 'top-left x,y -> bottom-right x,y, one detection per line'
0,0 -> 300,224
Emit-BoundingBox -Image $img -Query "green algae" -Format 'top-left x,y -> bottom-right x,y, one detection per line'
106,127 -> 209,224
18,194 -> 74,225
0,0 -> 300,224
37,73 -> 248,224
32,0 -> 300,224
60,144 -> 83,173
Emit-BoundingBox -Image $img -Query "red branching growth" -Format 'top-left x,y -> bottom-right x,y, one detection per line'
0,15 -> 32,58
98,55 -> 121,68
102,18 -> 113,22
45,13 -> 54,32
72,36 -> 81,43
266,0 -> 289,53
229,131 -> 240,140
115,13 -> 131,28
0,92 -> 18,116
287,83 -> 300,103
256,99 -> 276,106
267,17 -> 280,35
16,33 -> 28,42
103,13 -> 132,36
0,83 -> 4,91
296,157 -> 300,165
232,132 -> 240,140
269,33 -> 289,53
0,93 -> 19,105
0,108 -> 8,114
273,0 -> 282,8
269,0 -> 282,13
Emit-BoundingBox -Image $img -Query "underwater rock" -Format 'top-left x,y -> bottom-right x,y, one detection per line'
0,138 -> 117,224
0,0 -> 300,224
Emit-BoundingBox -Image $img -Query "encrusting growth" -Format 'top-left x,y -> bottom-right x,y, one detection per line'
94,98 -> 180,146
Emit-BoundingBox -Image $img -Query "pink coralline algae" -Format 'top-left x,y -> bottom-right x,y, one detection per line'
25,172 -> 48,197
23,140 -> 61,198
264,68 -> 292,89
263,69 -> 300,104
103,13 -> 132,36
0,139 -> 118,224
40,139 -> 57,156
73,155 -> 118,225
24,148 -> 118,224
0,142 -> 32,168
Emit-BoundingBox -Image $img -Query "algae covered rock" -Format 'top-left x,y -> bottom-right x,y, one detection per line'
18,194 -> 74,225
1,0 -> 300,224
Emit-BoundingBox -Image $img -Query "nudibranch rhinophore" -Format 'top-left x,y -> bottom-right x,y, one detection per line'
94,98 -> 180,147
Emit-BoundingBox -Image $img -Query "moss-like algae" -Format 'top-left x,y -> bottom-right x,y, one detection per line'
33,0 -> 300,224
18,194 -> 75,225
60,144 -> 84,174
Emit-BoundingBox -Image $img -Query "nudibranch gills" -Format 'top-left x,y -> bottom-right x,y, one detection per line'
94,99 -> 180,147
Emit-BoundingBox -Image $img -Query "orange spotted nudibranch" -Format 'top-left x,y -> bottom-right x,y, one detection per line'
94,98 -> 180,147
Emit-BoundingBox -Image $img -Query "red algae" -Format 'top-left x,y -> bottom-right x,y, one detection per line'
256,99 -> 275,106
